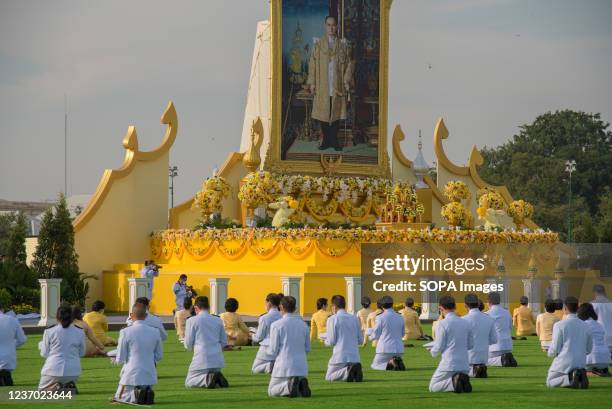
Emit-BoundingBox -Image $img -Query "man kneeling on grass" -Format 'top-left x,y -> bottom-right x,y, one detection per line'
546,296 -> 592,389
367,296 -> 405,371
268,296 -> 311,398
324,295 -> 363,382
429,296 -> 473,393
184,296 -> 229,389
113,303 -> 162,405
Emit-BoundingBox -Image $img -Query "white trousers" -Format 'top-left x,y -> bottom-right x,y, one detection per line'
429,369 -> 459,392
114,384 -> 153,403
268,377 -> 291,397
371,353 -> 398,370
38,375 -> 78,390
546,370 -> 570,388
325,363 -> 350,381
185,368 -> 220,388
487,350 -> 511,366
252,345 -> 275,373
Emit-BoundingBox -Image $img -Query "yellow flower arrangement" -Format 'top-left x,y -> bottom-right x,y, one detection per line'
508,199 -> 534,227
153,227 -> 559,249
192,176 -> 231,216
381,182 -> 425,222
238,171 -> 280,209
478,191 -> 507,211
444,180 -> 471,203
441,202 -> 472,228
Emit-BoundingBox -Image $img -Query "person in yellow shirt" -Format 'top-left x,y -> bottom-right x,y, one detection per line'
83,300 -> 117,346
365,301 -> 383,347
536,299 -> 561,351
220,298 -> 251,347
512,296 -> 536,336
357,296 -> 372,342
400,297 -> 423,341
310,298 -> 330,341
174,297 -> 194,342
72,305 -> 106,357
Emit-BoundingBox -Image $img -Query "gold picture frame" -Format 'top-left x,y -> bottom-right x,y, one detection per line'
265,0 -> 392,178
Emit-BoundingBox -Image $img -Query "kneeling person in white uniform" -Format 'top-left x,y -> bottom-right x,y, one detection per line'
325,295 -> 363,382
251,293 -> 282,374
113,303 -> 163,405
577,302 -> 611,376
462,294 -> 496,378
184,296 -> 229,389
367,296 -> 405,371
429,296 -> 473,393
546,296 -> 592,388
0,301 -> 27,386
38,305 -> 85,392
268,296 -> 311,398
486,292 -> 517,367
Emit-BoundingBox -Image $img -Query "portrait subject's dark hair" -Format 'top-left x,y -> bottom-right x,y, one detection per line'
225,297 -> 239,313
316,298 -> 328,310
439,296 -> 456,311
331,295 -> 346,310
281,296 -> 297,313
194,296 -> 210,310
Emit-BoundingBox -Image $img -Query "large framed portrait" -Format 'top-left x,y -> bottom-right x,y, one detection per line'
266,0 -> 391,177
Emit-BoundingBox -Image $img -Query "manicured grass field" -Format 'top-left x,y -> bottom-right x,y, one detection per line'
1,324 -> 610,408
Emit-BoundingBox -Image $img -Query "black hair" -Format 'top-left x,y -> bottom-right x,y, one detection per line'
553,298 -> 563,311
376,300 -> 383,309
71,305 -> 83,321
91,300 -> 105,312
404,297 -> 414,308
57,304 -> 73,328
266,293 -> 281,307
325,15 -> 337,23
464,293 -> 479,309
564,296 -> 579,314
179,274 -> 187,280
331,295 -> 346,309
132,303 -> 147,320
520,296 -> 528,306
478,299 -> 484,311
439,296 -> 456,310
194,296 -> 210,310
135,297 -> 150,307
361,296 -> 371,309
544,299 -> 556,313
281,296 -> 297,313
487,292 -> 501,305
183,296 -> 193,310
225,297 -> 239,313
577,303 -> 598,321
316,298 -> 328,310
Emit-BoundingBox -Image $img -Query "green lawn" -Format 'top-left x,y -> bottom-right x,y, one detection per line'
1,324 -> 610,408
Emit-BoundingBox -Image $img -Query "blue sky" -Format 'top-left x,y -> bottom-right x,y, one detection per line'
1,0 -> 611,203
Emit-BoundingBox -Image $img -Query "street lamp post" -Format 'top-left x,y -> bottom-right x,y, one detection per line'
565,160 -> 576,243
169,166 -> 179,209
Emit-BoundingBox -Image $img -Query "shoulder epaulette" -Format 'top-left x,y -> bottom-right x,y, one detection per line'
73,324 -> 83,329
212,314 -> 220,317
376,311 -> 383,316
259,312 -> 266,317
46,324 -> 56,330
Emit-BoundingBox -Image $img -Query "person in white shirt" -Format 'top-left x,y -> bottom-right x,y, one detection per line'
173,274 -> 189,312
125,297 -> 168,341
367,295 -> 405,371
38,305 -> 86,391
462,294 -> 496,378
268,296 -> 311,398
577,302 -> 611,376
486,292 -> 517,367
546,296 -> 592,388
112,303 -> 163,405
0,302 -> 27,386
184,296 -> 229,389
324,295 -> 363,382
252,293 -> 282,374
591,284 -> 612,355
429,296 -> 474,393
140,260 -> 160,301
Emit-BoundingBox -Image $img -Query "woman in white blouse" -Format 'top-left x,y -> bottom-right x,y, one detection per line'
38,305 -> 86,391
578,302 -> 611,376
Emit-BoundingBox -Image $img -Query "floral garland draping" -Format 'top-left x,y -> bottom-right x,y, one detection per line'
151,228 -> 559,262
